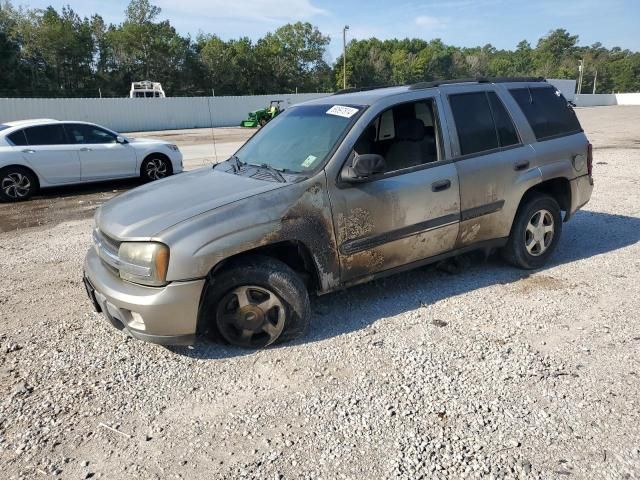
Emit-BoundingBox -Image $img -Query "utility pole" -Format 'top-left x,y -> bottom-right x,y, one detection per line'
592,69 -> 598,94
343,25 -> 350,90
577,59 -> 584,95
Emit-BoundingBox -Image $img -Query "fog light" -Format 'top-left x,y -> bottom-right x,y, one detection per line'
129,311 -> 146,330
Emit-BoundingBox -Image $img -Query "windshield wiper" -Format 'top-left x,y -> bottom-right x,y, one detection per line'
249,163 -> 286,183
227,155 -> 246,173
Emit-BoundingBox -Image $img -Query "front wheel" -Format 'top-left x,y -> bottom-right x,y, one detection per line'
141,156 -> 172,182
200,255 -> 311,349
502,194 -> 562,269
0,167 -> 38,202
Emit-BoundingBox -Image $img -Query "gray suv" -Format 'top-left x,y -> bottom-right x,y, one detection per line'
83,78 -> 593,349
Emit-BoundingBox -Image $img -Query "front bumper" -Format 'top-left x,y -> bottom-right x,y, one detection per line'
84,248 -> 204,345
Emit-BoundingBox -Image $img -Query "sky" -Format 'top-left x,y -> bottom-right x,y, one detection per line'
17,0 -> 640,63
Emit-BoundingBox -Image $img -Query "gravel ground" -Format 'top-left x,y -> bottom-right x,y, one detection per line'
1,106 -> 639,479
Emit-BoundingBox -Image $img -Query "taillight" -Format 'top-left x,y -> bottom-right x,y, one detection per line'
587,143 -> 593,177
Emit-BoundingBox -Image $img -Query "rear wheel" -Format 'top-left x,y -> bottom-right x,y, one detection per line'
201,255 -> 311,348
0,167 -> 37,202
259,117 -> 268,127
502,194 -> 562,269
141,156 -> 172,182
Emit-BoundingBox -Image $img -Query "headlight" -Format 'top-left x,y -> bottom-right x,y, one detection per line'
167,144 -> 180,152
118,242 -> 170,287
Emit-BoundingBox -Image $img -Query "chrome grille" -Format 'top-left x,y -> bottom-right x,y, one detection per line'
93,229 -> 120,274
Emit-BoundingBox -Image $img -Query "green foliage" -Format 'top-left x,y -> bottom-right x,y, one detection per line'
0,0 -> 638,98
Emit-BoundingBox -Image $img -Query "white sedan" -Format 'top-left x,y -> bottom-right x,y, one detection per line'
0,119 -> 183,201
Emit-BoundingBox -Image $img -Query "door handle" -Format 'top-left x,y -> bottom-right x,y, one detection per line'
514,160 -> 530,171
431,179 -> 451,192
80,147 -> 92,152
21,149 -> 35,154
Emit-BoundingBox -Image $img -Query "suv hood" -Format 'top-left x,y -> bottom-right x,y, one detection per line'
97,167 -> 287,239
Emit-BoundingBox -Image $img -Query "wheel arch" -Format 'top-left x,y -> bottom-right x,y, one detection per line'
520,177 -> 571,221
208,239 -> 322,292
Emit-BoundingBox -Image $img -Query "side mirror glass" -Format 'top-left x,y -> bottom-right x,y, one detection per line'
116,135 -> 128,144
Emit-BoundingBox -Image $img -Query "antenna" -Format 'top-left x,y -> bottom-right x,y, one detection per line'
206,97 -> 218,167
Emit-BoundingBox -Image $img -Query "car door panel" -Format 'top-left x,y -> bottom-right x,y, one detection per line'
79,143 -> 137,180
21,125 -> 80,185
331,163 -> 461,281
454,145 -> 540,246
64,124 -> 137,181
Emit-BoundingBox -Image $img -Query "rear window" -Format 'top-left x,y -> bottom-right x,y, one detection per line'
24,125 -> 68,146
7,130 -> 28,146
509,87 -> 582,140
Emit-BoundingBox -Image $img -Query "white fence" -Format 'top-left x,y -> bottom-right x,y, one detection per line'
574,93 -> 640,107
0,93 -> 331,132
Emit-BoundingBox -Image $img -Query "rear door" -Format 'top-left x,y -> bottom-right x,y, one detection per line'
442,88 -> 538,246
64,123 -> 137,181
20,124 -> 81,185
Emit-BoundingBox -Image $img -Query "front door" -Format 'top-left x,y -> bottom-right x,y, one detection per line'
65,124 -> 137,181
328,97 -> 461,282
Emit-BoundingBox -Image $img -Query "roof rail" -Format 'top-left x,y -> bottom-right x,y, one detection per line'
333,85 -> 392,95
408,76 -> 546,90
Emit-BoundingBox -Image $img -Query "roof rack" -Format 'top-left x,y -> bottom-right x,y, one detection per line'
333,85 -> 393,95
332,77 -> 546,96
408,76 -> 545,90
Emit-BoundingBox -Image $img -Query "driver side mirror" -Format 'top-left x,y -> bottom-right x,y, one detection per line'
341,154 -> 386,183
116,135 -> 128,144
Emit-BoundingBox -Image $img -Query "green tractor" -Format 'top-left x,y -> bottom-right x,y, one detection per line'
240,100 -> 285,128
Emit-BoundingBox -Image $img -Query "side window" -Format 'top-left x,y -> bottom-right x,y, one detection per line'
7,130 -> 28,146
509,87 -> 582,140
66,124 -> 117,144
449,92 -> 498,156
352,99 -> 441,174
23,125 -> 68,146
487,92 -> 519,147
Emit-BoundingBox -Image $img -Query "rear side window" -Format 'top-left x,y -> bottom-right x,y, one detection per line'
449,92 -> 498,155
7,130 -> 28,146
509,87 -> 582,140
24,125 -> 68,146
487,92 -> 519,147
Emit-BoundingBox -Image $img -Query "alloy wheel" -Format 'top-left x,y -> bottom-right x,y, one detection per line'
216,285 -> 286,348
1,172 -> 31,199
525,209 -> 555,256
146,158 -> 168,180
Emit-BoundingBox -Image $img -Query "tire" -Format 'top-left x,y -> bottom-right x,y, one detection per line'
141,156 -> 172,182
0,167 -> 38,202
200,255 -> 311,349
502,194 -> 563,269
259,117 -> 268,127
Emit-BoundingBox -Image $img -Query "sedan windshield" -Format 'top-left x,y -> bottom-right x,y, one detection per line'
234,104 -> 362,173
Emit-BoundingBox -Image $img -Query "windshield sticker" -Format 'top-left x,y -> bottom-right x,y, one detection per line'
326,105 -> 359,118
301,155 -> 318,168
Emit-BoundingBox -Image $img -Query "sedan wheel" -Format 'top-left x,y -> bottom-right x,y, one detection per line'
0,169 -> 36,202
143,157 -> 170,181
216,285 -> 286,348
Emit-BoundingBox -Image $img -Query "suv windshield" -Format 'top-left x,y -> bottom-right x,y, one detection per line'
234,104 -> 362,173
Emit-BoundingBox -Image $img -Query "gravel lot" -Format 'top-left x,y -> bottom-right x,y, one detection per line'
1,106 -> 639,479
